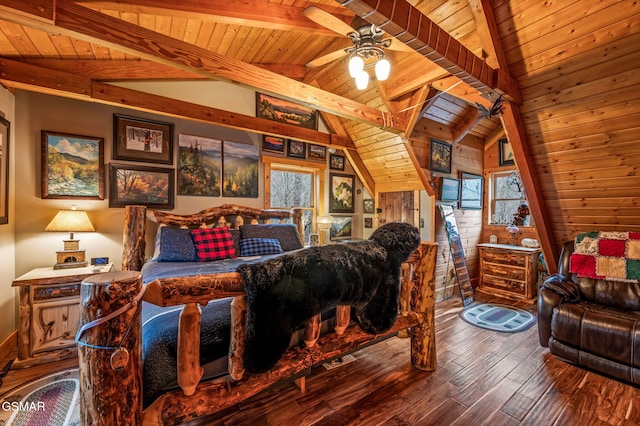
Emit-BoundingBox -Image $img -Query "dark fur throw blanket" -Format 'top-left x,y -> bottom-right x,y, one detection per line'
237,222 -> 420,373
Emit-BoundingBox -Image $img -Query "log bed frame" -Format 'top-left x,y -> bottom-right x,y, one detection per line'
120,204 -> 438,425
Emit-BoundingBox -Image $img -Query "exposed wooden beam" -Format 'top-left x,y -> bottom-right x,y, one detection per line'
403,85 -> 432,137
451,108 -> 482,145
384,56 -> 449,100
0,57 -> 352,148
467,0 -> 510,70
343,148 -> 375,197
501,101 -> 559,273
404,138 -> 433,196
336,0 -> 522,104
0,0 -> 405,131
75,0 -> 353,36
431,76 -> 492,109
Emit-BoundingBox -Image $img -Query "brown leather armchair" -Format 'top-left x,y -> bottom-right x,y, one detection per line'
538,241 -> 640,385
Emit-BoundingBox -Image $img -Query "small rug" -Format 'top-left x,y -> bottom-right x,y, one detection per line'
0,369 -> 80,426
459,303 -> 536,333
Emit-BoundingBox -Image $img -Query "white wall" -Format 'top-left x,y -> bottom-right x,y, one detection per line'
0,86 -> 16,341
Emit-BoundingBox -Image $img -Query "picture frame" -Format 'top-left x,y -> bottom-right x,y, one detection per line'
498,138 -> 515,166
109,163 -> 174,209
41,130 -> 104,200
329,153 -> 345,170
178,134 -> 221,197
429,139 -> 452,174
287,140 -> 307,159
222,141 -> 259,198
113,114 -> 174,164
460,172 -> 484,210
329,173 -> 354,213
256,92 -> 318,130
363,199 -> 375,214
0,116 -> 9,224
331,216 -> 352,240
307,144 -> 326,160
364,217 -> 373,228
262,135 -> 286,154
440,177 -> 460,202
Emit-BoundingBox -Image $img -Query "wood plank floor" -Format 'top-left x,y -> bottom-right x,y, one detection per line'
2,292 -> 639,425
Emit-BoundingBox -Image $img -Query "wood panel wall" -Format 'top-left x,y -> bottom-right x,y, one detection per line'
411,124 -> 484,301
495,0 -> 640,247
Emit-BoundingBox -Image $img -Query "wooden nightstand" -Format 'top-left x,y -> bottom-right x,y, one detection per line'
12,263 -> 114,368
477,244 -> 540,302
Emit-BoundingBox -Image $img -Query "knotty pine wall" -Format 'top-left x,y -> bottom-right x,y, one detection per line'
411,123 -> 484,300
496,0 -> 640,247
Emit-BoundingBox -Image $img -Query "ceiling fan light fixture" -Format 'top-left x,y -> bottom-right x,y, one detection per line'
348,55 -> 364,78
375,58 -> 390,81
355,69 -> 369,90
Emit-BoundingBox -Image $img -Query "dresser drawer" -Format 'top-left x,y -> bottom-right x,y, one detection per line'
482,275 -> 526,295
481,250 -> 526,267
33,283 -> 81,302
482,263 -> 525,281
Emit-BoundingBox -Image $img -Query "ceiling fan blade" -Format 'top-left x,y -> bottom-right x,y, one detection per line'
306,49 -> 348,68
303,6 -> 355,37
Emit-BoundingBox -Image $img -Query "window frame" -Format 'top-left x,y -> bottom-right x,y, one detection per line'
488,170 -> 531,226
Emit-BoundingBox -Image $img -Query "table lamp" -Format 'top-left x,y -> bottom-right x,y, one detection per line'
45,206 -> 95,269
317,215 -> 333,245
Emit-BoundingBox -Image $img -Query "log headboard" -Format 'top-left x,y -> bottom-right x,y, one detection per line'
122,204 -> 304,272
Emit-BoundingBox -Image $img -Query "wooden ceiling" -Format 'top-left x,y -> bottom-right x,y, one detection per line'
1,0 -> 639,271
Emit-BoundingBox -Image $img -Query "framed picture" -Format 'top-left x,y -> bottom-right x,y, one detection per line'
363,199 -> 375,214
113,114 -> 173,164
364,217 -> 373,228
262,135 -> 286,154
440,177 -> 460,202
498,138 -> 515,166
429,139 -> 452,174
287,140 -> 307,159
460,172 -> 484,210
331,216 -> 352,240
0,116 -> 9,224
329,153 -> 345,170
256,92 -> 318,130
308,144 -> 326,160
329,173 -> 354,213
41,130 -> 104,200
223,141 -> 259,198
109,163 -> 174,209
178,134 -> 221,197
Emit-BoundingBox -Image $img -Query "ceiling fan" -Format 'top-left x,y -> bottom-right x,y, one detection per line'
303,6 -> 412,84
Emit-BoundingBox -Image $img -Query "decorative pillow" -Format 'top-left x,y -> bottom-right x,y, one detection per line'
153,226 -> 196,262
239,224 -> 303,252
240,238 -> 284,257
191,227 -> 237,261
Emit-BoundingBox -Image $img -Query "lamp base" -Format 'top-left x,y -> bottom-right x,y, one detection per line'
53,261 -> 89,270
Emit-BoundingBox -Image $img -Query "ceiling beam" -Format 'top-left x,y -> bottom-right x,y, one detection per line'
402,85 -> 432,137
336,0 -> 522,104
0,57 -> 352,148
74,0 -> 353,36
451,108 -> 482,145
431,76 -> 492,109
0,0 -> 405,131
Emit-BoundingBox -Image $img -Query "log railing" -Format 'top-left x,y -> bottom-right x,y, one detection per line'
121,204 -> 438,425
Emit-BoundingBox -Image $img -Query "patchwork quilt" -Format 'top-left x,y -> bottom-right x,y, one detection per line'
569,231 -> 640,282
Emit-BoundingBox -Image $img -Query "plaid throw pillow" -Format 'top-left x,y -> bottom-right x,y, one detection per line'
239,238 -> 284,257
191,227 -> 236,261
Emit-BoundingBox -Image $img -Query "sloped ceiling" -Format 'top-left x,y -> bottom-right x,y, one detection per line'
0,0 -> 639,272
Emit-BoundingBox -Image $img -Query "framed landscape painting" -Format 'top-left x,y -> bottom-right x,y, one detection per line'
430,139 -> 452,174
109,163 -> 174,209
262,135 -> 286,154
499,138 -> 515,166
440,177 -> 460,202
113,114 -> 173,164
460,172 -> 483,209
41,130 -> 104,200
0,116 -> 9,224
287,140 -> 306,159
308,144 -> 326,161
256,93 -> 318,130
329,173 -> 354,213
178,134 -> 221,197
331,216 -> 352,240
222,141 -> 259,198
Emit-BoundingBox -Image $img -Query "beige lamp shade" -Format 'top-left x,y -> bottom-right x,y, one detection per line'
317,215 -> 333,231
45,207 -> 95,237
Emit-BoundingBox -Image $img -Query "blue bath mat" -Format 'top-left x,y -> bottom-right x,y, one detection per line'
460,303 -> 536,333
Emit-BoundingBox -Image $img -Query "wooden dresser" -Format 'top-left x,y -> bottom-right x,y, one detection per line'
12,263 -> 114,367
477,243 -> 540,301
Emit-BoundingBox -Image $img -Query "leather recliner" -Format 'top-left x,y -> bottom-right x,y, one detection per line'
538,241 -> 640,385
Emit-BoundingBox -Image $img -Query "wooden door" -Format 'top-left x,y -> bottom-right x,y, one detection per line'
378,191 -> 418,226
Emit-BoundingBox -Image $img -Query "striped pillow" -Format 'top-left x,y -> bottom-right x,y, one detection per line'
191,227 -> 236,261
239,238 -> 284,257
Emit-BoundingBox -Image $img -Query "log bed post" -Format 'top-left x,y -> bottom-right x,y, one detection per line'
177,303 -> 204,395
228,295 -> 246,380
410,242 -> 438,371
123,205 -> 147,272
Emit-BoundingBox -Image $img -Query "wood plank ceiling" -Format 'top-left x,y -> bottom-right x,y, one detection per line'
0,0 -> 639,262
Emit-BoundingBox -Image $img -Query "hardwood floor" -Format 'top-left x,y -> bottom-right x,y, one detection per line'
2,293 -> 639,425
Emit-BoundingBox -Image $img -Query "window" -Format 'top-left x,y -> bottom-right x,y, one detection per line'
268,166 -> 316,241
489,170 -> 531,226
